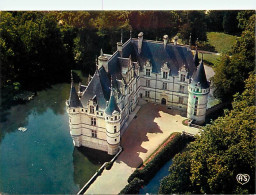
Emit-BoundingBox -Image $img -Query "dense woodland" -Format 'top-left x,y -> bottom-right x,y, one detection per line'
0,11 -> 255,193
0,11 -> 254,92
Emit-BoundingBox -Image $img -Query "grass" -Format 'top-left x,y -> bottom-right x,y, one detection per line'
199,53 -> 220,66
206,32 -> 238,54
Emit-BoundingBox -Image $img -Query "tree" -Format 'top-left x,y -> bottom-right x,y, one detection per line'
222,11 -> 240,34
178,11 -> 207,45
213,14 -> 255,101
159,74 -> 256,194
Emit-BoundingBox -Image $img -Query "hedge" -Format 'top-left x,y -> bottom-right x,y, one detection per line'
119,178 -> 144,194
128,133 -> 194,184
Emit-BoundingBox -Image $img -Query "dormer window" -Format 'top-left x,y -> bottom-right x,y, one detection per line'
90,106 -> 94,114
146,69 -> 150,77
180,74 -> 185,82
163,72 -> 168,79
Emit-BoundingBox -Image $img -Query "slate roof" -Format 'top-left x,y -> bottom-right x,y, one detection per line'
130,39 -> 196,77
69,84 -> 82,108
105,89 -> 120,115
193,49 -> 199,67
77,36 -> 197,111
190,60 -> 210,89
80,68 -> 110,111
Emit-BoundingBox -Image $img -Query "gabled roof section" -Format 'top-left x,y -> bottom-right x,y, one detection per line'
190,60 -> 210,89
69,83 -> 82,108
131,39 -> 195,77
80,69 -> 110,110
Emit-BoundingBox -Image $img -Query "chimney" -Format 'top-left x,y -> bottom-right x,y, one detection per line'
117,29 -> 123,57
174,35 -> 178,45
138,32 -> 143,54
163,35 -> 168,49
98,49 -> 108,72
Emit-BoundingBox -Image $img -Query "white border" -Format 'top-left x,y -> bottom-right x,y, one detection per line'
0,0 -> 255,11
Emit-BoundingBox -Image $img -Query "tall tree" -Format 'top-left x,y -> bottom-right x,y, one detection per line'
213,14 -> 255,101
159,73 -> 256,194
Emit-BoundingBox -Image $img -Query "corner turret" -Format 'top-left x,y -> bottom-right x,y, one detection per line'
104,79 -> 121,155
187,57 -> 210,125
67,71 -> 83,146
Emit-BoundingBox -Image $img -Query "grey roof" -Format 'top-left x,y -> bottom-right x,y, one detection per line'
69,84 -> 82,108
105,89 -> 120,115
80,69 -> 110,111
190,60 -> 210,89
193,49 -> 199,67
130,39 -> 196,77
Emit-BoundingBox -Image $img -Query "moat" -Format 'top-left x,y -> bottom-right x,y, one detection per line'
0,83 -> 111,194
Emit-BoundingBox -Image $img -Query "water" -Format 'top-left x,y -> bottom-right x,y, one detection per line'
139,159 -> 173,194
0,83 -> 110,194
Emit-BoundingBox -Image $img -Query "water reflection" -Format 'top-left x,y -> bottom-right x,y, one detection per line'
73,147 -> 112,189
0,83 -> 109,194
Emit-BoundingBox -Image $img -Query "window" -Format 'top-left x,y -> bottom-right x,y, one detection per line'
194,97 -> 198,116
101,113 -> 103,116
146,80 -> 150,87
90,106 -> 94,114
196,88 -> 199,92
91,130 -> 97,138
91,117 -> 96,126
114,126 -> 117,133
163,82 -> 167,90
180,74 -> 185,82
81,109 -> 83,112
179,97 -> 184,104
163,72 -> 168,79
180,85 -> 184,93
145,91 -> 150,98
73,109 -> 75,112
115,116 -> 117,120
146,69 -> 150,77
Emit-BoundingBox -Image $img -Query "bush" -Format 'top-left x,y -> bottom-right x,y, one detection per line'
105,161 -> 113,170
128,133 -> 194,184
119,178 -> 144,194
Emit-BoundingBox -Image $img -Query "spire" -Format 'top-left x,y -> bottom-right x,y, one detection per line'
69,74 -> 82,108
105,76 -> 120,115
194,49 -> 199,67
130,29 -> 132,39
191,56 -> 209,89
100,48 -> 103,57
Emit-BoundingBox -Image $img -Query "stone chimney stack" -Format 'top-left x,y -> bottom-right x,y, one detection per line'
163,35 -> 169,49
117,30 -> 123,57
174,35 -> 178,45
138,32 -> 143,54
98,49 -> 109,72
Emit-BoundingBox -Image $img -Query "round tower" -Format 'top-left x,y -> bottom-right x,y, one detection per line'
105,85 -> 121,155
187,59 -> 210,125
68,71 -> 83,146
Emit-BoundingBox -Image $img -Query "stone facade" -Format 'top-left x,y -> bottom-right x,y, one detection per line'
66,32 -> 210,155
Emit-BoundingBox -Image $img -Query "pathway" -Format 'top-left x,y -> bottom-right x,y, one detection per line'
85,103 -> 199,194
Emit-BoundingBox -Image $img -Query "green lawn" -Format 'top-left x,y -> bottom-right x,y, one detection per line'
207,32 -> 238,54
199,53 -> 220,67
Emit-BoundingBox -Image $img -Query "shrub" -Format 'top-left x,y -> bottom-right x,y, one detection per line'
105,161 -> 113,170
128,133 -> 194,184
119,178 -> 144,194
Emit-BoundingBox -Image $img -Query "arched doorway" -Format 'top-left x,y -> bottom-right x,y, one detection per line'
161,98 -> 166,105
